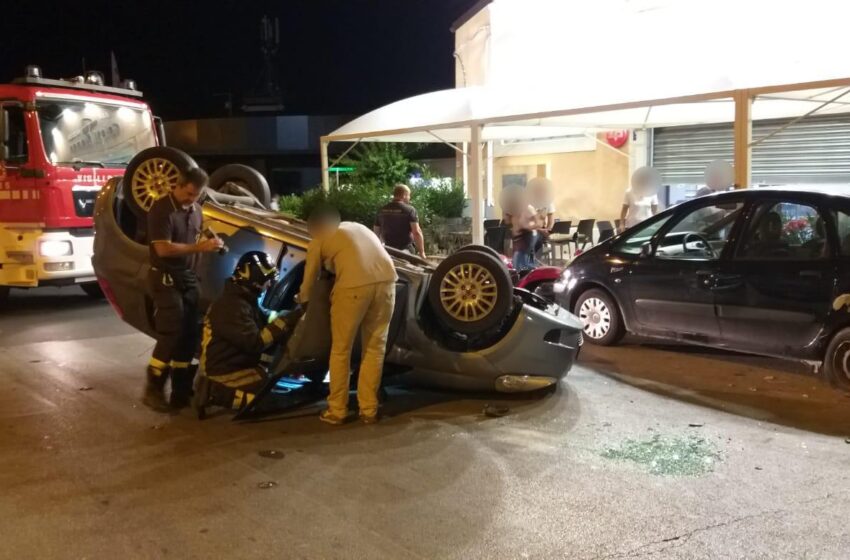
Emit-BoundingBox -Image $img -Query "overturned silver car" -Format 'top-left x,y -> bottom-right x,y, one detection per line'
92,150 -> 582,415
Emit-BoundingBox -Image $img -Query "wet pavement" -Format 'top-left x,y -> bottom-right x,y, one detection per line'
1,289 -> 849,559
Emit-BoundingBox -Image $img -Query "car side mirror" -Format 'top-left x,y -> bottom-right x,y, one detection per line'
639,243 -> 653,258
0,108 -> 8,161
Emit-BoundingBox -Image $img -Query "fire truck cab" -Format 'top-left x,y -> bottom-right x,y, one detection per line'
0,65 -> 159,298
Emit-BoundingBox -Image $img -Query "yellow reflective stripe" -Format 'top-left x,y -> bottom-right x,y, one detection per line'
170,361 -> 190,369
149,357 -> 168,370
260,328 -> 274,346
245,393 -> 255,406
232,390 -> 243,409
199,317 -> 213,375
260,353 -> 274,364
211,368 -> 262,384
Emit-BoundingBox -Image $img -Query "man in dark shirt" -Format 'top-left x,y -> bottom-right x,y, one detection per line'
145,167 -> 223,412
374,184 -> 426,259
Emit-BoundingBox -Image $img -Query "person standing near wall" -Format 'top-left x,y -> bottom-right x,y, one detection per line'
620,166 -> 661,231
374,184 -> 427,259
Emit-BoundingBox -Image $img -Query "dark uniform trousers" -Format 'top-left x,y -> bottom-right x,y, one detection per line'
149,268 -> 201,372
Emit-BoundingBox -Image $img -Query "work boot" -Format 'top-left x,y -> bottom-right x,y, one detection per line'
169,367 -> 196,410
143,366 -> 170,412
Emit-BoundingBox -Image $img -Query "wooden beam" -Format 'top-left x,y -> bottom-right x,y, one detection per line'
733,90 -> 752,189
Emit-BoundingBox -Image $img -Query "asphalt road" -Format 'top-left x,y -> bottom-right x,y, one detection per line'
1,288 -> 849,559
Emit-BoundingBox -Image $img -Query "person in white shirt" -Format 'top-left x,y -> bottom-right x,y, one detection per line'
620,166 -> 661,231
298,206 -> 398,425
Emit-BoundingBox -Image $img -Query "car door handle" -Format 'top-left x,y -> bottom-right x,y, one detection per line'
710,273 -> 744,291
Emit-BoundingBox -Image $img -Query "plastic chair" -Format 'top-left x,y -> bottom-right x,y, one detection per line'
548,220 -> 572,261
484,225 -> 508,255
597,220 -> 615,243
572,219 -> 596,253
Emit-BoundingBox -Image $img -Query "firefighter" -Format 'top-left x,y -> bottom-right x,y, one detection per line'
199,251 -> 302,411
145,167 -> 223,412
299,206 -> 397,425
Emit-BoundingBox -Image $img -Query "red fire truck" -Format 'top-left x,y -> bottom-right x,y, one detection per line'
0,65 -> 160,300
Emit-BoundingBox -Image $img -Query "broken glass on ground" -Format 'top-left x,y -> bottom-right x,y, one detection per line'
601,434 -> 721,476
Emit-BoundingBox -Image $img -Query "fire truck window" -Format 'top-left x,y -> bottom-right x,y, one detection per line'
36,100 -> 156,168
2,106 -> 28,163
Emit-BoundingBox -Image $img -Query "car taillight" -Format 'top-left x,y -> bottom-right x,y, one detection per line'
97,278 -> 124,319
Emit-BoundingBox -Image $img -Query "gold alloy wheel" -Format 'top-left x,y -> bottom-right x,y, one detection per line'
130,157 -> 182,212
439,262 -> 498,322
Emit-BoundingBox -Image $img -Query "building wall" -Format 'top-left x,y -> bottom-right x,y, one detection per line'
453,5 -> 491,87
492,134 -> 630,223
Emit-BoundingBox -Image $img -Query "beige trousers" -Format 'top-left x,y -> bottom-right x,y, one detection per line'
328,281 -> 396,417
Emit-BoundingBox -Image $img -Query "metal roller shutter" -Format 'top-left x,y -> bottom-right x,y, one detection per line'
652,114 -> 850,185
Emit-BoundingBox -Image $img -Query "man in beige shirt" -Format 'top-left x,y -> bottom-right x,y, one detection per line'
299,207 -> 397,424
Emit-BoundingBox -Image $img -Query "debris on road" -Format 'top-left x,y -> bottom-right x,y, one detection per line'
78,386 -> 93,391
601,434 -> 721,476
150,424 -> 164,431
483,404 -> 510,418
688,423 -> 704,428
258,450 -> 285,460
763,375 -> 775,381
257,481 -> 278,489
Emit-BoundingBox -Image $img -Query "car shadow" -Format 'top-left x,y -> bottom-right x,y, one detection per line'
579,340 -> 850,436
1,287 -> 102,316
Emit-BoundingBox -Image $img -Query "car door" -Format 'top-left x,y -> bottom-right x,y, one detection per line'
713,198 -> 837,357
623,197 -> 746,342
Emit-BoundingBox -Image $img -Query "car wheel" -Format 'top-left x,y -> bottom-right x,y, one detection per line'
80,282 -> 104,299
124,147 -> 197,217
0,286 -> 9,304
428,250 -> 513,335
823,328 -> 850,390
208,164 -> 271,209
574,288 -> 624,346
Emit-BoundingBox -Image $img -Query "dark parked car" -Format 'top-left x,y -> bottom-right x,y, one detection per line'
555,187 -> 850,389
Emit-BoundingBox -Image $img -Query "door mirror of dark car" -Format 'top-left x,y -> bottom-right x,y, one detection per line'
0,108 -> 8,160
639,243 -> 653,258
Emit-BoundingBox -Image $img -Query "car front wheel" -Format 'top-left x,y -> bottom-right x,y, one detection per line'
823,327 -> 850,390
574,288 -> 624,346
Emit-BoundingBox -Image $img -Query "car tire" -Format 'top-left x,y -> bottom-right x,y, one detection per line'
574,288 -> 624,346
208,164 -> 271,209
124,147 -> 198,217
428,250 -> 513,335
80,282 -> 104,299
0,286 -> 9,304
823,327 -> 850,390
457,244 -> 506,264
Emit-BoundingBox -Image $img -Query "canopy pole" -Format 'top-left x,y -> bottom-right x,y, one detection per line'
320,140 -> 330,192
486,140 -> 494,209
469,125 -> 484,245
733,90 -> 752,189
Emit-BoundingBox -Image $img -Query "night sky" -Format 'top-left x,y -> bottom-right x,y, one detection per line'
1,0 -> 480,120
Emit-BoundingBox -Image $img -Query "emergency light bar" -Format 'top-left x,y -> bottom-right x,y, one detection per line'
12,65 -> 143,98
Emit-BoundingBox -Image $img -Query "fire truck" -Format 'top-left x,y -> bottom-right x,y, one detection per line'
0,65 -> 161,300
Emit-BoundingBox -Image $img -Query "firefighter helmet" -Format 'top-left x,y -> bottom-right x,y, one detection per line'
232,251 -> 278,291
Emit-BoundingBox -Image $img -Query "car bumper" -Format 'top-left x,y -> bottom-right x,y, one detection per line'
392,303 -> 583,392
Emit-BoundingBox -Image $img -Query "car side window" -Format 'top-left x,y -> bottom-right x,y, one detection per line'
1,105 -> 28,163
737,202 -> 827,261
654,200 -> 745,260
613,214 -> 672,255
834,210 -> 850,257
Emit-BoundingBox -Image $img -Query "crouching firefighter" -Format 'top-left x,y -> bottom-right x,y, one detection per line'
198,251 -> 302,412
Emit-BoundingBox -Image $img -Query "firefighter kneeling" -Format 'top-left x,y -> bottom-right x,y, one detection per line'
198,251 -> 301,412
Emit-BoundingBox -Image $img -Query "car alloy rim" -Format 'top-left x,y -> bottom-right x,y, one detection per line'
131,157 -> 181,212
836,341 -> 850,381
439,262 -> 498,322
578,297 -> 611,339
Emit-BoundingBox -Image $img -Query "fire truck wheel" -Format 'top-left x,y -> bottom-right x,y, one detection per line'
0,286 -> 9,303
124,147 -> 197,217
80,282 -> 104,299
208,164 -> 271,209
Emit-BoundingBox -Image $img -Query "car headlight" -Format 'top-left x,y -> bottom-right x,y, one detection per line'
39,240 -> 73,257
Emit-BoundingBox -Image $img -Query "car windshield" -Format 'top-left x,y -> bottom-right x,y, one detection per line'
36,99 -> 156,168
